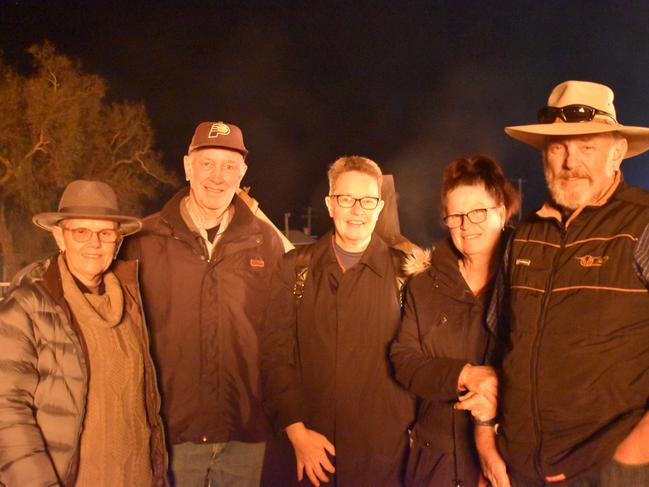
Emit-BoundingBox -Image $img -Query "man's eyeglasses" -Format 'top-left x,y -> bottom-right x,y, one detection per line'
537,104 -> 617,124
62,227 -> 121,243
443,207 -> 497,229
330,194 -> 381,210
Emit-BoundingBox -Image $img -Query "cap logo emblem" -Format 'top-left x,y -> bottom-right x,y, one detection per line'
208,123 -> 231,138
515,258 -> 531,266
576,255 -> 609,267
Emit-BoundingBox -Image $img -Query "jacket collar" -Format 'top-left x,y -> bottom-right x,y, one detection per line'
537,171 -> 623,227
40,254 -> 137,301
428,229 -> 511,297
219,194 -> 258,243
429,238 -> 463,277
362,232 -> 392,277
41,255 -> 65,303
158,187 -> 195,241
322,231 -> 390,277
158,187 -> 257,242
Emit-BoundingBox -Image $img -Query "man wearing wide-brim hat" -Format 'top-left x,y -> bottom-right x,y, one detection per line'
476,81 -> 649,487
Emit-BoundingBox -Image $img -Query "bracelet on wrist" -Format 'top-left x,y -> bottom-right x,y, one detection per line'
473,417 -> 498,427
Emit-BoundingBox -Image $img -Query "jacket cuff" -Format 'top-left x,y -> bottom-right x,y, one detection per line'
274,391 -> 305,433
415,357 -> 468,400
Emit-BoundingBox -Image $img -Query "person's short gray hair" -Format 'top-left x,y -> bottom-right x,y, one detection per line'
327,156 -> 383,195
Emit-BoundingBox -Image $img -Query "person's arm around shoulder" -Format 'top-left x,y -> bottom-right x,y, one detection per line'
0,292 -> 60,486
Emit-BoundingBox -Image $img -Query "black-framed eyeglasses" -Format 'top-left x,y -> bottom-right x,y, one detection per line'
443,207 -> 497,229
537,104 -> 617,124
62,227 -> 121,243
329,194 -> 381,210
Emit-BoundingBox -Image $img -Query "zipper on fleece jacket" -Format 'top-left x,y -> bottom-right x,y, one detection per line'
530,223 -> 567,478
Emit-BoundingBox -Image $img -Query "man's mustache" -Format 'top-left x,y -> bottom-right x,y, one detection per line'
556,170 -> 589,180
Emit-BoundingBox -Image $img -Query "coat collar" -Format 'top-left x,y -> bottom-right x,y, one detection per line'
427,230 -> 511,299
41,255 -> 65,303
360,232 -> 392,277
316,230 -> 391,277
158,187 -> 257,242
428,238 -> 463,282
39,254 -> 137,302
536,171 -> 623,227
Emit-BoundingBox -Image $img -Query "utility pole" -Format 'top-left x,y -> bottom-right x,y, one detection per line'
283,212 -> 291,238
517,178 -> 524,222
302,206 -> 313,236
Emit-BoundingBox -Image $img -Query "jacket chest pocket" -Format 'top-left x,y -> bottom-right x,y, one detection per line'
215,250 -> 268,273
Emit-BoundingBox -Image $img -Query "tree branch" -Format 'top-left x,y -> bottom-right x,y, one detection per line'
111,149 -> 170,184
47,68 -> 59,91
21,129 -> 50,162
0,155 -> 14,185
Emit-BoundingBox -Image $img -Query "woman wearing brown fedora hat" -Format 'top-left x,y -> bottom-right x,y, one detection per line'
0,180 -> 167,486
391,156 -> 519,487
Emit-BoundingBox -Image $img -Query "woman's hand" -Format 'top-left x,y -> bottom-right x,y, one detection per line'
457,364 -> 498,406
454,390 -> 497,423
286,422 -> 336,486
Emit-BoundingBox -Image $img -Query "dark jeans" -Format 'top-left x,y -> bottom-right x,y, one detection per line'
509,459 -> 649,487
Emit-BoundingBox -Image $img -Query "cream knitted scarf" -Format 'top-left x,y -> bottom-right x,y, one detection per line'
58,254 -> 124,327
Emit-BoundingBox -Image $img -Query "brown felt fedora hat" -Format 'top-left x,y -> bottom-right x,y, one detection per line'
505,80 -> 649,158
33,180 -> 142,235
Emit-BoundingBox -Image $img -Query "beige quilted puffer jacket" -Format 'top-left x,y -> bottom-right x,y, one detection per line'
0,256 -> 167,487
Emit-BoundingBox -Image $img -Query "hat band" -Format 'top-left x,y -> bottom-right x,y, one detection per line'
552,117 -> 619,127
58,205 -> 121,215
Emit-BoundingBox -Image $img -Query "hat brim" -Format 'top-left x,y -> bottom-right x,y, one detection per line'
189,143 -> 249,157
505,122 -> 649,158
32,212 -> 142,236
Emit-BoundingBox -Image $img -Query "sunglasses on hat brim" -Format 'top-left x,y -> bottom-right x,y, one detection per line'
537,104 -> 617,124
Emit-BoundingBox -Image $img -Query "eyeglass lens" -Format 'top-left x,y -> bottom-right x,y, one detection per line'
444,208 -> 489,228
66,228 -> 119,243
333,195 -> 379,210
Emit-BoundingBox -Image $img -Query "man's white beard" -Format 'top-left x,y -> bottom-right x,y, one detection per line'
547,178 -> 591,210
545,166 -> 592,210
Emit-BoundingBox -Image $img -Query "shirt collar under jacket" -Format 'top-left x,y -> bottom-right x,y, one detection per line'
181,195 -> 234,257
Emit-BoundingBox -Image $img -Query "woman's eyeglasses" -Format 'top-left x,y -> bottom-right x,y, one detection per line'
62,227 -> 121,243
443,207 -> 497,229
330,194 -> 381,210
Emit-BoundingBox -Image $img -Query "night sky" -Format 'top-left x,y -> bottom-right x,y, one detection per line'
3,0 -> 649,245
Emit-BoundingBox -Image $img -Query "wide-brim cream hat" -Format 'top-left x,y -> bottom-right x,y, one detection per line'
505,80 -> 649,158
33,180 -> 142,235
